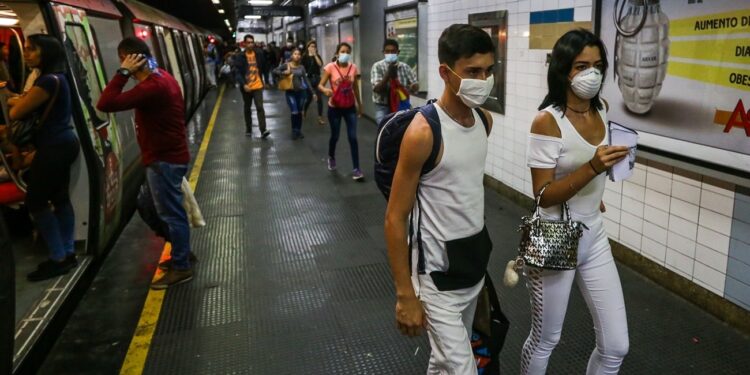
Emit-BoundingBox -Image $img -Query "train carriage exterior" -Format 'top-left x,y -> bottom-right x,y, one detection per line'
0,0 -> 217,372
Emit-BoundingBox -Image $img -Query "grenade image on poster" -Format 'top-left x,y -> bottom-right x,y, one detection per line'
613,0 -> 669,114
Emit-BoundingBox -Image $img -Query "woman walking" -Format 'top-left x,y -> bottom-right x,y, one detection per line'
318,42 -> 364,181
522,29 -> 630,374
274,48 -> 316,139
8,35 -> 79,281
302,41 -> 325,125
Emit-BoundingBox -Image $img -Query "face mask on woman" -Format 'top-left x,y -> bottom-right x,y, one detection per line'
570,67 -> 603,100
337,53 -> 351,64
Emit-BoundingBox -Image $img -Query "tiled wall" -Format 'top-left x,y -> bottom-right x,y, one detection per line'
422,0 -> 749,311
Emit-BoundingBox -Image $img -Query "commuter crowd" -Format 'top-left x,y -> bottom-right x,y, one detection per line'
0,23 -> 631,374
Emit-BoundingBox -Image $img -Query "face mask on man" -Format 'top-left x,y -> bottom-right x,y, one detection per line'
337,53 -> 351,64
570,67 -> 602,100
444,65 -> 494,108
384,54 -> 398,64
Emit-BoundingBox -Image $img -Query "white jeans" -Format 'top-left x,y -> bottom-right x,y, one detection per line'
520,215 -> 629,375
414,275 -> 483,375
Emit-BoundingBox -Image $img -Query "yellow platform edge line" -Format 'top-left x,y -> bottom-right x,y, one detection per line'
119,84 -> 226,375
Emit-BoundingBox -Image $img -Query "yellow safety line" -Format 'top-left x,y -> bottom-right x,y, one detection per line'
119,84 -> 226,375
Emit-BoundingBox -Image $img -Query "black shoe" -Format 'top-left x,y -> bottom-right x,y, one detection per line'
261,130 -> 271,139
299,133 -> 305,139
65,254 -> 78,268
158,252 -> 198,270
27,259 -> 74,282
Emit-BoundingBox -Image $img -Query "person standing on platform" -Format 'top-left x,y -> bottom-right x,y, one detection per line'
302,40 -> 325,125
274,49 -> 316,140
280,37 -> 295,63
318,42 -> 364,181
383,24 -> 495,374
234,34 -> 270,138
371,39 -> 419,124
521,29 -> 630,374
97,37 -> 193,289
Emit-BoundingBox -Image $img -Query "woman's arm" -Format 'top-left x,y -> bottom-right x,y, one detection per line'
318,69 -> 332,97
353,74 -> 362,117
9,86 -> 48,121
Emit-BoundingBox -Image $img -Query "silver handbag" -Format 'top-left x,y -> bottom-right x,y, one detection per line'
514,183 -> 588,271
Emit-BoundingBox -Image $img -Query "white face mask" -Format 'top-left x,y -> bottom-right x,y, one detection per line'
337,53 -> 351,64
384,54 -> 398,63
570,67 -> 602,100
446,66 -> 494,108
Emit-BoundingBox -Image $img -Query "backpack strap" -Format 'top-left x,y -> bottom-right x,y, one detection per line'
474,107 -> 490,136
418,100 -> 442,175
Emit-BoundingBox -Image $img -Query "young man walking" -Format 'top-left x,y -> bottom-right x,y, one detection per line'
384,24 -> 495,374
97,37 -> 193,289
370,39 -> 419,124
235,34 -> 270,138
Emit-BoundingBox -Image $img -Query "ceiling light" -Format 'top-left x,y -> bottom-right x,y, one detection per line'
224,19 -> 230,26
218,9 -> 224,13
212,0 -> 220,4
0,17 -> 18,26
249,1 -> 273,5
244,15 -> 262,19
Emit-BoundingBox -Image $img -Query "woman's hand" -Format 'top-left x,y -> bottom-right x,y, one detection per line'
312,94 -> 318,102
590,145 -> 629,174
356,106 -> 363,118
321,88 -> 333,97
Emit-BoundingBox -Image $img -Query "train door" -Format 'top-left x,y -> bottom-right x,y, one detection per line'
153,26 -> 171,74
160,27 -> 186,106
51,4 -> 125,251
171,30 -> 193,113
184,33 -> 201,107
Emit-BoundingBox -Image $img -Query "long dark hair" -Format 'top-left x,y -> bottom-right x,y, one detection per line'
27,34 -> 66,75
538,29 -> 608,113
333,42 -> 352,62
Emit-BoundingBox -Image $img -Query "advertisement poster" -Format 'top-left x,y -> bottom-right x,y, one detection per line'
599,1 -> 750,172
386,14 -> 418,73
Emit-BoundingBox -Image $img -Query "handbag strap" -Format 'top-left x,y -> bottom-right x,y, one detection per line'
37,74 -> 61,129
534,181 -> 572,221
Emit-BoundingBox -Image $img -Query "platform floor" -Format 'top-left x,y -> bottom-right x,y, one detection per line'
39,86 -> 750,374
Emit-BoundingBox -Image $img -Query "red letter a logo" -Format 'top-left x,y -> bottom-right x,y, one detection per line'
724,99 -> 750,136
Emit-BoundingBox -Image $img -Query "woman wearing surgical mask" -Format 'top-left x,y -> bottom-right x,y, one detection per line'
318,42 -> 364,181
522,29 -> 630,374
302,41 -> 325,125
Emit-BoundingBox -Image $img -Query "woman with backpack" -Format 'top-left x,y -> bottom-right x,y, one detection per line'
273,48 -> 316,140
7,35 -> 79,281
318,42 -> 364,181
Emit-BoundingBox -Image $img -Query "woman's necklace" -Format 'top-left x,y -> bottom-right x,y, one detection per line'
567,104 -> 591,114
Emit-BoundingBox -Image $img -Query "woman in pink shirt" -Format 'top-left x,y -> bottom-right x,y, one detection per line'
318,42 -> 364,181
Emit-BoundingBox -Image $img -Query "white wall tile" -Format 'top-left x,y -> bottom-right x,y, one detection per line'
621,211 -> 643,232
621,196 -> 645,217
693,262 -> 726,295
667,231 -> 696,258
643,222 -> 667,245
701,181 -> 735,198
668,215 -> 698,240
573,6 -> 592,21
696,226 -> 731,255
604,206 -> 621,224
672,180 -> 701,203
695,244 -> 729,273
603,189 -> 621,209
670,197 -> 700,222
646,172 -> 672,195
645,189 -> 670,212
698,208 -> 733,236
644,206 -> 669,229
630,166 -> 647,186
604,218 -> 620,239
700,190 -> 735,216
620,226 -> 642,252
641,236 -> 666,264
665,248 -> 694,279
623,181 -> 645,202
543,0 -> 559,11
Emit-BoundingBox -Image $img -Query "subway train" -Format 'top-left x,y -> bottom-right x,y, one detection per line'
0,0 -> 219,372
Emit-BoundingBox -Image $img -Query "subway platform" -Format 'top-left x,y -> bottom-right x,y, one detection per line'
37,86 -> 750,374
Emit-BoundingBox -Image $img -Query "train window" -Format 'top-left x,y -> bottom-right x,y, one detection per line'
162,30 -> 185,99
64,23 -> 109,128
154,26 -> 171,73
385,7 -> 421,96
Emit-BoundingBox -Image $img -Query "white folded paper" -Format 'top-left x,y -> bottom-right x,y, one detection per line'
608,122 -> 638,182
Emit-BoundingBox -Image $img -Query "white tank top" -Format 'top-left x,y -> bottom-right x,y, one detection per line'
533,103 -> 608,221
410,104 -> 487,274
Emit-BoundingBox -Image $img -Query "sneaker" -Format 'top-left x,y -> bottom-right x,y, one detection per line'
327,157 -> 337,171
261,130 -> 271,139
317,117 -> 326,126
352,168 -> 364,181
150,268 -> 194,290
27,259 -> 75,282
158,252 -> 198,270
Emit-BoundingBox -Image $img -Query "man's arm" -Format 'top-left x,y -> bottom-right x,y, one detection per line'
97,54 -> 155,112
371,63 -> 389,95
384,113 -> 432,336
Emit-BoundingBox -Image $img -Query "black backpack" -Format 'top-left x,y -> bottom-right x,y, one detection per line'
374,100 -> 489,200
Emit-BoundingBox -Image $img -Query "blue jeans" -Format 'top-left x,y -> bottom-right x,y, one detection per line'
328,106 -> 359,170
286,90 -> 307,137
146,162 -> 191,270
374,103 -> 390,125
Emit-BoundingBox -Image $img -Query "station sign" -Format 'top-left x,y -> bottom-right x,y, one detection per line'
243,5 -> 303,17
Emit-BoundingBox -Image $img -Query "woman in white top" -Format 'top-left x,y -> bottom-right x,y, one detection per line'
522,29 -> 631,374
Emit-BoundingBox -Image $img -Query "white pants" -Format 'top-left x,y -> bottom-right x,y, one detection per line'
520,215 -> 629,375
414,275 -> 484,375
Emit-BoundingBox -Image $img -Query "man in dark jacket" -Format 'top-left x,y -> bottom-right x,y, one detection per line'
233,34 -> 270,138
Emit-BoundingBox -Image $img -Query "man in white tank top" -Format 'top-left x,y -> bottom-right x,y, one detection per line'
384,24 -> 496,374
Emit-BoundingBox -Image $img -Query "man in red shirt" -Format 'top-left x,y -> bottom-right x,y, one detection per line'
97,37 -> 193,289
